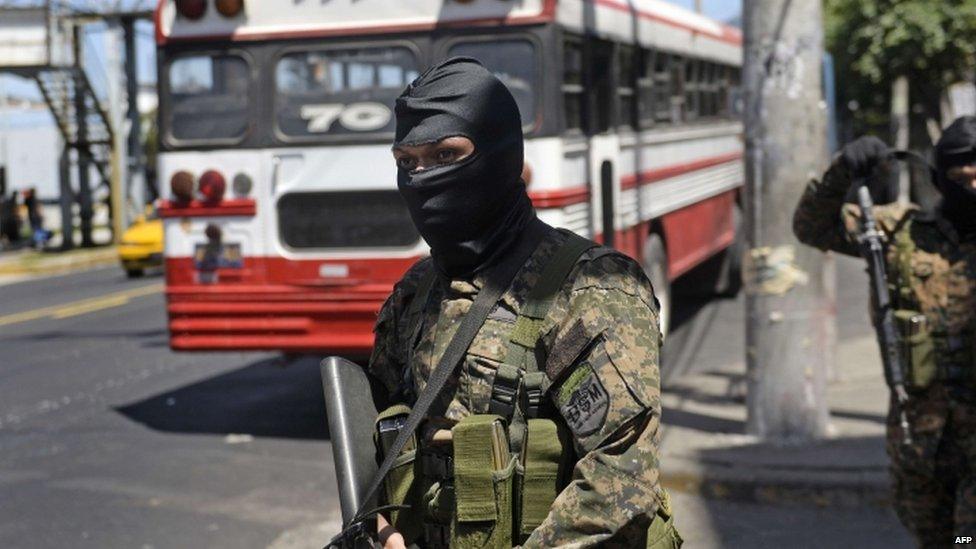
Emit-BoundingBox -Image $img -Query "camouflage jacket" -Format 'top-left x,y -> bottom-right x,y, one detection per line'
793,158 -> 976,364
368,227 -> 665,547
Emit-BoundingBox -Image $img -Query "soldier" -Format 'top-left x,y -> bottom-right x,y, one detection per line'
793,118 -> 976,548
363,57 -> 680,548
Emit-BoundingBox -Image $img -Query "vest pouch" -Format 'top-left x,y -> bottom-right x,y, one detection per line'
646,489 -> 683,549
893,310 -> 936,390
451,414 -> 514,549
374,405 -> 424,542
517,418 -> 571,539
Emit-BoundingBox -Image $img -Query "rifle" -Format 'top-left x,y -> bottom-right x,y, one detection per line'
855,185 -> 912,446
320,356 -> 380,548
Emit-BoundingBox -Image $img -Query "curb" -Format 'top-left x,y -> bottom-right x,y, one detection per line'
0,247 -> 119,277
661,457 -> 891,508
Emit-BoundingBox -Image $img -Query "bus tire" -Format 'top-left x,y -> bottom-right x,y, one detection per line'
642,233 -> 671,339
713,202 -> 744,297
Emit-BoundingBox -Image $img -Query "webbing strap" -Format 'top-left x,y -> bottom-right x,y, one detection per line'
453,415 -> 502,522
505,231 -> 598,366
894,219 -> 916,308
336,219 -> 550,536
519,419 -> 562,534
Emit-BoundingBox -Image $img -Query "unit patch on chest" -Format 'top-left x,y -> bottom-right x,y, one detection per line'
556,364 -> 609,437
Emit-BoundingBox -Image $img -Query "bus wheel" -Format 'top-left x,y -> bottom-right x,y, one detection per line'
714,202 -> 744,297
642,234 -> 671,339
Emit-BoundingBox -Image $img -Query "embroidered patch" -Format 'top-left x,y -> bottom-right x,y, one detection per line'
558,366 -> 609,437
546,320 -> 597,382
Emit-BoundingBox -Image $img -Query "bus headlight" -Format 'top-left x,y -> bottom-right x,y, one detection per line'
215,0 -> 244,17
175,0 -> 206,19
170,170 -> 195,203
232,172 -> 253,197
199,170 -> 227,204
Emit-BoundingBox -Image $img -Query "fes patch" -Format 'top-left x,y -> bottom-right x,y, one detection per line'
556,364 -> 609,437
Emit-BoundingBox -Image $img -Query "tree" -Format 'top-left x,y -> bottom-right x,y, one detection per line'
825,0 -> 976,146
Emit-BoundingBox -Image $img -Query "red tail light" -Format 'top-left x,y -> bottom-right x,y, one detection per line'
199,170 -> 226,204
170,171 -> 195,203
215,0 -> 244,17
175,0 -> 206,19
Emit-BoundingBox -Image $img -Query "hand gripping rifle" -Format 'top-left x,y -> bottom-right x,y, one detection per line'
855,185 -> 912,446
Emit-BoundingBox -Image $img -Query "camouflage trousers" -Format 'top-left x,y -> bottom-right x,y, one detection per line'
886,386 -> 976,549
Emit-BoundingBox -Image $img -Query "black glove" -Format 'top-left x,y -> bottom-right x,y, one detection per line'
839,136 -> 891,179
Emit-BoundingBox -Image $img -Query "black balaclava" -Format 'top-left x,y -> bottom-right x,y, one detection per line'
394,57 -> 536,279
935,116 -> 976,238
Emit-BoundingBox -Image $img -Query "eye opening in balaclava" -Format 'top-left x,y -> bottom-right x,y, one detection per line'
935,116 -> 976,237
394,56 -> 536,278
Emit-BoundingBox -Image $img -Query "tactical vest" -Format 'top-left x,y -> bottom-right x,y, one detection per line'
889,218 -> 976,390
374,230 -> 681,548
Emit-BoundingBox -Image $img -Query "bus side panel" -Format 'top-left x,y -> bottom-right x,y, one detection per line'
660,189 -> 736,280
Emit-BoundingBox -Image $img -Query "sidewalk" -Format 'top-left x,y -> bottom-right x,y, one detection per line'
660,333 -> 892,507
0,245 -> 118,282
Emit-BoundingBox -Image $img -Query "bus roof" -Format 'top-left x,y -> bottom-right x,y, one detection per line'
157,0 -> 740,63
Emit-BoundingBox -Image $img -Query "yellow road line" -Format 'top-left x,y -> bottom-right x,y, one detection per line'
0,283 -> 163,327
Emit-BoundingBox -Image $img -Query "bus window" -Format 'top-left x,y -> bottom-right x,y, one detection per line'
447,40 -> 537,129
590,39 -> 614,134
653,52 -> 672,124
684,58 -> 699,121
637,48 -> 655,128
669,55 -> 685,123
562,38 -> 585,133
166,54 -> 250,143
274,47 -> 419,139
617,45 -> 637,130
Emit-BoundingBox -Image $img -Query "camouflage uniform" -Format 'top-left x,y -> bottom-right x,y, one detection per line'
794,159 -> 976,548
368,228 -> 672,547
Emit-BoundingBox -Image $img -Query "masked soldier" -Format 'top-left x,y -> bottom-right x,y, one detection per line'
361,58 -> 680,548
793,117 -> 976,548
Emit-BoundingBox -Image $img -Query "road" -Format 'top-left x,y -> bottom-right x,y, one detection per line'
0,262 -> 906,548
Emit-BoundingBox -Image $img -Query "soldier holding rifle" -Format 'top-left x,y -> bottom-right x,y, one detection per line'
323,58 -> 680,548
793,117 -> 976,547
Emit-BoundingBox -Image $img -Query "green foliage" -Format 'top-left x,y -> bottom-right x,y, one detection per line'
825,0 -> 976,137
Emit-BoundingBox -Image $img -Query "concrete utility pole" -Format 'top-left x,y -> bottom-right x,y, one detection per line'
743,0 -> 832,441
104,21 -> 128,241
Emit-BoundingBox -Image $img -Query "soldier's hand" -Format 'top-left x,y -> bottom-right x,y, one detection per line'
840,136 -> 891,180
377,514 -> 406,549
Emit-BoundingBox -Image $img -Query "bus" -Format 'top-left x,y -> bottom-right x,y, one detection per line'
155,0 -> 743,355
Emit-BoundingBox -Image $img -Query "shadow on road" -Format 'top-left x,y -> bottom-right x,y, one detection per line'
116,356 -> 331,440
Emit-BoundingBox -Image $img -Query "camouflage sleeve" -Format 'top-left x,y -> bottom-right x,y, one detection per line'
792,159 -> 862,257
366,258 -> 432,402
522,253 -> 663,548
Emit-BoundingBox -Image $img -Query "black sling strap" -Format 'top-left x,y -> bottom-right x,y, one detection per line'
328,218 -> 551,547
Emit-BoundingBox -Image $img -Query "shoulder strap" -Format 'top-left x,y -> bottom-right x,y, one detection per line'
489,231 -> 600,441
330,219 -> 551,544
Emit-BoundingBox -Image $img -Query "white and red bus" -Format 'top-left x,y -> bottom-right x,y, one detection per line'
155,0 -> 743,356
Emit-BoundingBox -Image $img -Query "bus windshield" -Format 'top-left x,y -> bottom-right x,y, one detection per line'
165,53 -> 250,143
274,46 -> 419,139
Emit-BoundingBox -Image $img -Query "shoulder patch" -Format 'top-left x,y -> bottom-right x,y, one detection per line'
556,365 -> 609,438
545,319 -> 596,382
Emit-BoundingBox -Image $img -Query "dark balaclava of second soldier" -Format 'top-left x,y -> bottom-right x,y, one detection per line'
935,116 -> 976,238
393,57 -> 537,279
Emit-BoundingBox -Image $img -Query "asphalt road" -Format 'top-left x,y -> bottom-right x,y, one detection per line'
0,262 -> 906,548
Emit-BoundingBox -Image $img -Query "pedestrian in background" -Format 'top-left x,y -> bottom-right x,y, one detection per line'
793,118 -> 976,548
22,187 -> 50,249
0,190 -> 21,248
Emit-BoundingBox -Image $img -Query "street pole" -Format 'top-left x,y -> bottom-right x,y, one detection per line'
72,25 -> 95,247
104,21 -> 127,242
121,17 -> 145,212
743,0 -> 832,441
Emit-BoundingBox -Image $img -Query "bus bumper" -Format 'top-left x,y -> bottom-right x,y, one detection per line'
165,285 -> 389,355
